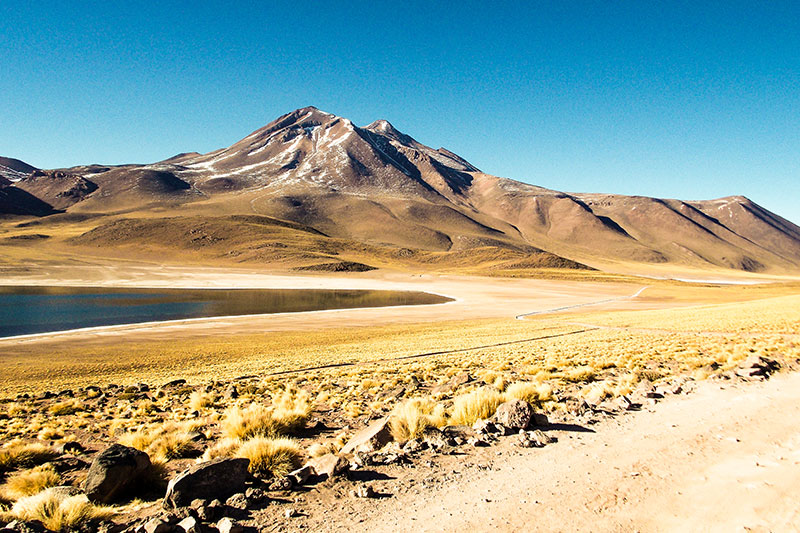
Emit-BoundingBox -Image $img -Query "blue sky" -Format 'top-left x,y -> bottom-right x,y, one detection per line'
2,1 -> 798,223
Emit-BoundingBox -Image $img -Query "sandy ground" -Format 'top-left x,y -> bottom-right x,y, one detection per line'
286,372 -> 800,533
0,265 -> 646,347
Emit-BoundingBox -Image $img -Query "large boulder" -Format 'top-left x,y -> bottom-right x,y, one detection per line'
164,458 -> 250,509
493,399 -> 533,430
340,416 -> 393,454
83,444 -> 151,504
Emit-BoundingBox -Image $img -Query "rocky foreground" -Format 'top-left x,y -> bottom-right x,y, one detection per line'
0,355 -> 783,533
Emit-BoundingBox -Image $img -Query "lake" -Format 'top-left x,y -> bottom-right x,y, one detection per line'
0,286 -> 452,338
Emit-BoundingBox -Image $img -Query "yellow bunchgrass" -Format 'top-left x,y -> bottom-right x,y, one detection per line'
118,422 -> 198,462
504,382 -> 554,406
220,389 -> 311,440
389,398 -> 447,441
6,488 -> 114,531
449,387 -> 505,426
0,442 -> 60,472
235,437 -> 303,478
189,390 -> 216,411
1,464 -> 61,501
48,400 -> 82,416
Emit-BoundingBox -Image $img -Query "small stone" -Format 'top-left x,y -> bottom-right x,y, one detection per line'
494,399 -> 533,430
284,508 -> 298,518
143,518 -> 173,533
340,416 -> 393,454
224,492 -> 248,509
305,453 -> 349,480
467,437 -> 489,447
55,441 -> 85,455
402,439 -> 423,453
351,485 -> 377,498
175,516 -> 203,533
268,477 -> 293,491
216,517 -> 244,533
288,465 -> 314,486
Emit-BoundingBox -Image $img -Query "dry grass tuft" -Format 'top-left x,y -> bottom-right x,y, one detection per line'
449,387 -> 505,426
505,382 -> 554,406
200,438 -> 241,462
118,423 -> 198,462
48,400 -> 82,416
1,464 -> 61,501
0,442 -> 60,472
221,389 -> 311,440
189,390 -> 216,411
8,488 -> 114,531
235,437 -> 302,478
389,398 -> 447,442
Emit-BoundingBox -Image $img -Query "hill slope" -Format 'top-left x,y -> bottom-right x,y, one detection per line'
2,107 -> 799,275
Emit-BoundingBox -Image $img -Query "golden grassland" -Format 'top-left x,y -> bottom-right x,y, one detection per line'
1,285 -> 799,527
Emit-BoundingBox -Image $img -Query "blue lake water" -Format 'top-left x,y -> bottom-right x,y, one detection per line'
0,286 -> 452,338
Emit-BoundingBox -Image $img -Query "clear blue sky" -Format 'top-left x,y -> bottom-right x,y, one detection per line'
2,1 -> 798,224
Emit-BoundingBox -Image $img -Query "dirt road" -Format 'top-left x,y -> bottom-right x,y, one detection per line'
300,372 -> 800,532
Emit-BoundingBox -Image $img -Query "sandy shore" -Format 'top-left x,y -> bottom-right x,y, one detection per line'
0,265 -> 645,349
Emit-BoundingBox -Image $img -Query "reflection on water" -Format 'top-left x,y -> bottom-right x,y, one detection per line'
0,286 -> 452,338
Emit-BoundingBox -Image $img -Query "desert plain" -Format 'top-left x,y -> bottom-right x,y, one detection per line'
1,255 -> 799,532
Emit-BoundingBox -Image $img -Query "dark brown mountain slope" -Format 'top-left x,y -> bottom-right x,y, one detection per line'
2,107 -> 798,275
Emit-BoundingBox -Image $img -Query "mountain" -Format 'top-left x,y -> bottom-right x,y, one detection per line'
2,106 -> 799,275
0,156 -> 37,182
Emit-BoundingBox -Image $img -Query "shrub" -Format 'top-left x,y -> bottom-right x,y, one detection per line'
48,401 -> 82,416
449,387 -> 505,426
221,389 -> 311,440
505,382 -> 554,405
189,391 -> 215,411
8,489 -> 114,531
235,437 -> 302,478
0,442 -> 59,472
389,398 -> 447,442
1,464 -> 61,501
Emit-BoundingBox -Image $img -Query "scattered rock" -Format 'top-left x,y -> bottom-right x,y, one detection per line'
494,399 -> 533,430
164,458 -> 250,509
340,416 -> 393,454
305,453 -> 349,480
351,484 -> 377,498
83,444 -> 151,504
224,492 -> 248,510
216,518 -> 244,533
288,465 -> 314,486
268,477 -> 293,491
421,427 -> 450,449
142,518 -> 173,533
402,439 -> 423,453
284,508 -> 298,518
55,441 -> 85,455
4,520 -> 46,533
736,355 -> 780,380
175,516 -> 203,533
431,372 -> 472,394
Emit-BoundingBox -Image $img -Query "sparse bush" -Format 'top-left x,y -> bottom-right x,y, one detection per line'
235,437 -> 302,478
389,398 -> 447,441
0,442 -> 60,472
36,427 -> 65,441
221,389 -> 311,439
1,464 -> 61,501
449,387 -> 505,426
48,401 -> 82,416
8,488 -> 114,531
200,438 -> 240,462
505,382 -> 554,405
119,423 -> 198,461
189,391 -> 216,411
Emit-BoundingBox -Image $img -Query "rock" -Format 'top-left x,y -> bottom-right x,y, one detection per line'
402,439 -> 423,453
161,379 -> 187,389
494,400 -> 533,430
351,484 -> 377,498
736,355 -> 780,380
55,441 -> 85,455
268,477 -> 293,491
376,385 -> 405,401
305,453 -> 349,480
143,518 -> 173,533
421,427 -> 451,449
4,521 -> 46,533
223,385 -> 239,399
340,416 -> 393,454
431,372 -> 471,394
472,419 -> 496,434
467,436 -> 489,447
164,458 -> 250,509
84,444 -> 151,503
245,487 -> 268,504
216,518 -> 244,533
288,465 -> 314,486
224,492 -> 248,509
284,508 -> 298,518
175,516 -> 203,533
